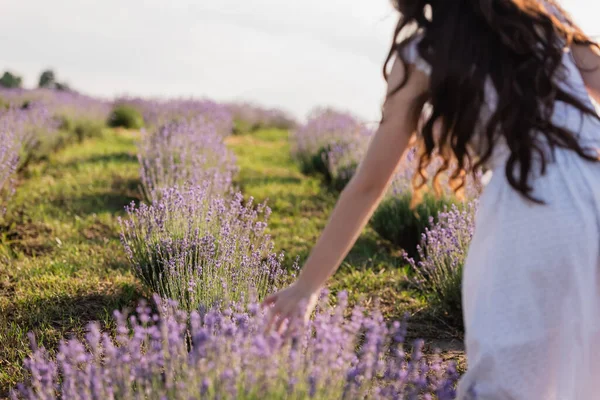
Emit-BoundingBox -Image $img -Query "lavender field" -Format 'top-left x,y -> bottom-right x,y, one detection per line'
0,89 -> 474,399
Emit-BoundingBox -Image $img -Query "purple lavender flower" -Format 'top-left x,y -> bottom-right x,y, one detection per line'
0,101 -> 59,167
291,108 -> 374,188
137,117 -> 237,202
119,185 -> 291,311
405,201 -> 477,325
0,88 -> 111,123
0,110 -> 19,215
11,293 -> 459,399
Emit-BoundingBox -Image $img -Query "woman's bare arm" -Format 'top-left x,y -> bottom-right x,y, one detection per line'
263,61 -> 429,331
572,43 -> 600,104
293,64 -> 429,291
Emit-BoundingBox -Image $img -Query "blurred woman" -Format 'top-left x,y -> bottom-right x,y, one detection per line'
265,1 -> 600,398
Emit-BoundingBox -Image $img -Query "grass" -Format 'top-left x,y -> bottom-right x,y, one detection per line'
227,129 -> 398,267
0,129 -> 143,395
0,127 -> 464,396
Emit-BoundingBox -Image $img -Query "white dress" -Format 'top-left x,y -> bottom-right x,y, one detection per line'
402,15 -> 600,400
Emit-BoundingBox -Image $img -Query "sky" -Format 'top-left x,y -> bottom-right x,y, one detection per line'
0,0 -> 597,122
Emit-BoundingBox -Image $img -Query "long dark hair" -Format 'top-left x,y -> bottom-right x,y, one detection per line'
385,0 -> 600,203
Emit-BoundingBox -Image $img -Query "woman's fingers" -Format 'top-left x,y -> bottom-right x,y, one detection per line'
262,285 -> 309,335
275,312 -> 291,335
265,304 -> 280,333
261,293 -> 277,308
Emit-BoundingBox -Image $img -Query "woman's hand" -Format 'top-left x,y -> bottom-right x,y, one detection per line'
262,280 -> 320,334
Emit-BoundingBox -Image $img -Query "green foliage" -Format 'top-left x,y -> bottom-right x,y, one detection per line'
232,119 -> 259,135
0,72 -> 21,89
0,71 -> 22,89
297,144 -> 355,191
298,145 -> 330,177
233,118 -> 296,135
371,192 -> 458,259
328,163 -> 356,192
37,69 -> 70,90
426,263 -> 464,327
0,97 -> 10,110
107,104 -> 144,129
298,142 -> 361,193
18,117 -> 105,171
58,115 -> 105,142
19,130 -> 72,168
38,69 -> 56,88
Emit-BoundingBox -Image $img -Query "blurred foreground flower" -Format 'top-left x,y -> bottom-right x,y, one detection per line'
11,292 -> 459,399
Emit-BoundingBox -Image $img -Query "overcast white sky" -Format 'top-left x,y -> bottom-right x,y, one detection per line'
0,1 -> 596,121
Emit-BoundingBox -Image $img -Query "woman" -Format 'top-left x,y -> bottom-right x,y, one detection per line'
265,0 -> 600,398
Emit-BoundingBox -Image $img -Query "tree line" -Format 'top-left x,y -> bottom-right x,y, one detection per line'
0,69 -> 70,91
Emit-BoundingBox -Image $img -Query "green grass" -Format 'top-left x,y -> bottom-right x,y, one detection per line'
0,129 -> 144,395
227,129 -> 396,267
0,127 -> 464,395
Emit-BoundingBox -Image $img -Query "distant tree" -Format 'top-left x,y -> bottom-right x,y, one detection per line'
38,69 -> 56,88
0,71 -> 23,88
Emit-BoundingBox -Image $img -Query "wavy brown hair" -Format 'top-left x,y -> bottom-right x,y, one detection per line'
384,0 -> 600,203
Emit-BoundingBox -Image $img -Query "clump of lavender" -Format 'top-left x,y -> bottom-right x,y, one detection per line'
227,101 -> 297,132
138,117 -> 237,203
292,108 -> 373,190
11,292 -> 459,400
0,115 -> 19,216
119,185 -> 291,311
1,88 -> 111,139
371,145 -> 481,257
0,103 -> 60,170
117,97 -> 234,135
406,202 -> 477,326
51,91 -> 111,123
0,88 -> 111,121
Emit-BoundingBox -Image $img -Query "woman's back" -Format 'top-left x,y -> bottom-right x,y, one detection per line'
397,1 -> 600,398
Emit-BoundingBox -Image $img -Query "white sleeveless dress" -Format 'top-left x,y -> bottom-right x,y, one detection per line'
402,15 -> 600,400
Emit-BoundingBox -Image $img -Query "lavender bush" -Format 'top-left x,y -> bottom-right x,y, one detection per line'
371,146 -> 481,257
11,292 -> 459,399
0,103 -> 60,170
0,115 -> 19,215
292,108 -> 373,191
138,117 -> 237,203
0,88 -> 111,123
371,193 -> 458,260
119,185 -> 291,311
227,101 -> 297,132
107,104 -> 144,129
406,202 -> 477,326
0,89 -> 111,163
117,97 -> 233,136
